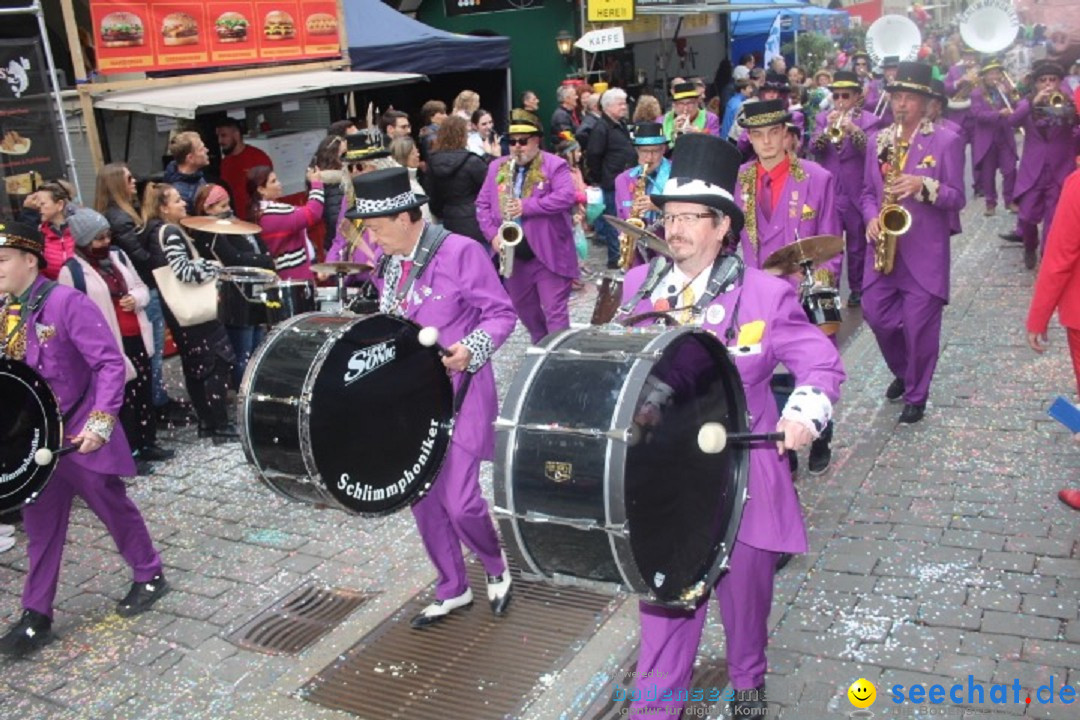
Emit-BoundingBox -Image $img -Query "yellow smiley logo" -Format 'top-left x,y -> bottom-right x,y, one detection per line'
848,678 -> 876,708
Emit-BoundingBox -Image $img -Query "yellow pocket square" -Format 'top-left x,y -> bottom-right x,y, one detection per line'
800,204 -> 816,221
917,155 -> 936,169
736,320 -> 765,346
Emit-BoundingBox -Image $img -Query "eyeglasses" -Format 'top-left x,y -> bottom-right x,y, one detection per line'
662,212 -> 715,226
832,92 -> 853,100
509,137 -> 533,147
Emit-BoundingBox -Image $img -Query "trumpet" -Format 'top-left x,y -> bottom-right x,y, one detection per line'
827,111 -> 847,145
1048,91 -> 1067,108
497,159 -> 523,278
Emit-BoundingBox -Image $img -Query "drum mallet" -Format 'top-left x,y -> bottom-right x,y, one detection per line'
697,422 -> 786,454
417,326 -> 450,356
33,444 -> 80,466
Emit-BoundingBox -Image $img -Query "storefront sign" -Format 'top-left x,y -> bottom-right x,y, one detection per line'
587,0 -> 633,22
89,1 -> 342,75
575,27 -> 626,53
0,38 -> 66,215
444,0 -> 544,17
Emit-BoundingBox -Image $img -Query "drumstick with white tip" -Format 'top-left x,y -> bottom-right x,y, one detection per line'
697,422 -> 786,454
33,445 -> 80,466
418,326 -> 450,356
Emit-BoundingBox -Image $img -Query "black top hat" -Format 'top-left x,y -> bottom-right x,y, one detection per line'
344,167 -> 428,220
632,122 -> 667,146
344,131 -> 390,162
0,220 -> 45,269
851,51 -> 870,63
649,134 -> 744,234
671,82 -> 699,100
828,70 -> 862,91
886,61 -> 935,98
929,79 -> 948,103
739,99 -> 792,129
762,71 -> 790,92
1032,60 -> 1065,80
881,55 -> 901,68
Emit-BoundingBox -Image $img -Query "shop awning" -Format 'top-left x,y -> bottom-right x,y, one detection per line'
635,1 -> 804,15
90,69 -> 426,119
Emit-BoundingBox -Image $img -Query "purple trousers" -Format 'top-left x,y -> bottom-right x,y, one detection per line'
839,201 -> 867,293
22,460 -> 161,617
862,260 -> 946,405
1017,173 -> 1063,256
631,542 -> 781,718
504,257 -> 572,345
976,142 -> 1017,208
411,442 -> 505,601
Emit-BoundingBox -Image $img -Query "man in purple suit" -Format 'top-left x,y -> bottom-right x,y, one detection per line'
811,70 -> 879,308
614,122 -> 670,228
1008,60 -> 1080,269
943,48 -> 978,141
0,221 -> 166,658
860,62 -> 967,424
969,59 -> 1019,216
620,134 -> 845,719
476,116 -> 579,344
350,168 -> 517,627
864,55 -> 900,127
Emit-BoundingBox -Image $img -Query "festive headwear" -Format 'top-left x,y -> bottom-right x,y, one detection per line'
0,220 -> 45,268
508,109 -> 543,136
929,79 -> 948,104
979,59 -> 1005,75
885,61 -> 935,98
671,82 -> 699,100
881,55 -> 901,69
649,134 -> 744,234
762,71 -> 791,93
67,208 -> 111,249
344,131 -> 390,162
851,51 -> 870,65
1032,60 -> 1065,80
828,70 -> 862,91
344,167 -> 428,220
555,130 -> 579,156
738,99 -> 792,129
632,122 -> 667,146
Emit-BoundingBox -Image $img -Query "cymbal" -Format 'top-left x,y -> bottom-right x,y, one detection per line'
180,215 -> 262,235
762,235 -> 844,276
602,215 -> 673,258
310,261 -> 373,276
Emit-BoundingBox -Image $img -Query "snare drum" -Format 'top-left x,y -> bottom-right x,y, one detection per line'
264,280 -> 316,325
495,325 -> 749,608
590,271 -> 624,325
802,286 -> 842,336
239,312 -> 453,515
217,266 -> 276,326
316,286 -> 358,314
0,360 -> 64,512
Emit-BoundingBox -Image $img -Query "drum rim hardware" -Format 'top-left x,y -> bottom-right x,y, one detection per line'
0,360 -> 65,511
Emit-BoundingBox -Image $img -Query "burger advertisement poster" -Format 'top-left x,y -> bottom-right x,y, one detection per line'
90,1 -> 341,74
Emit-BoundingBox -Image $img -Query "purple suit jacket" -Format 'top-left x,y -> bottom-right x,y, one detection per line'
374,233 -> 517,460
475,151 -> 580,279
614,158 -> 671,220
20,275 -> 135,475
1008,98 -> 1079,201
736,157 -> 842,283
621,264 -> 845,553
969,86 -> 1018,165
859,123 -> 966,301
944,62 -> 974,137
810,109 -> 878,209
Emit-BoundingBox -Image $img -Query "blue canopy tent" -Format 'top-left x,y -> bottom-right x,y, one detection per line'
730,0 -> 850,70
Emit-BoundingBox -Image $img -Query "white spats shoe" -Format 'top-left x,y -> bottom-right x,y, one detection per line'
0,524 -> 14,537
0,536 -> 14,553
410,588 -> 473,628
487,554 -> 513,616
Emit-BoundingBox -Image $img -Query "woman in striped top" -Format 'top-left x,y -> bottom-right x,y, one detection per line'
248,166 -> 324,280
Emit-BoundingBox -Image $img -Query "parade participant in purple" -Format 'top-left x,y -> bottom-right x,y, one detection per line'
1007,61 -> 1080,270
863,55 -> 900,127
943,48 -> 978,141
613,122 -> 670,232
811,70 -> 879,308
851,51 -> 872,92
860,62 -> 966,425
0,222 -> 167,658
348,168 -> 516,627
969,59 -> 1018,216
928,80 -> 964,137
476,116 -> 579,344
661,82 -> 721,147
735,74 -> 805,160
619,135 -> 844,719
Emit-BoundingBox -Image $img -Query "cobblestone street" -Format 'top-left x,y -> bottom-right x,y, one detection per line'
1,195 -> 1077,720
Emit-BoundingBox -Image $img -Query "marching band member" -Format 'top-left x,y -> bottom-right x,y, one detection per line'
661,81 -> 721,147
1007,61 -> 1080,269
737,99 -> 841,474
812,70 -> 878,308
943,47 -> 979,141
614,122 -> 670,230
851,51 -> 873,94
929,80 -> 965,137
0,222 -> 167,658
969,59 -> 1019,216
860,62 -> 966,424
349,168 -> 516,627
735,74 -> 805,161
620,134 -> 845,719
476,116 -> 579,344
865,56 -> 900,127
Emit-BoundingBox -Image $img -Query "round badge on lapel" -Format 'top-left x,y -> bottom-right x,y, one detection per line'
706,304 -> 726,325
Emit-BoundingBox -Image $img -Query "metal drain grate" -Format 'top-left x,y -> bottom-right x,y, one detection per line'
586,650 -> 730,719
230,583 -> 374,655
300,558 -> 621,719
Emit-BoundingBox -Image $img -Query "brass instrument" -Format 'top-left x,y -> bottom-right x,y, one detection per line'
826,112 -> 847,145
592,164 -> 650,325
995,82 -> 1016,113
619,162 -> 649,269
497,159 -> 523,278
874,126 -> 913,275
948,67 -> 979,109
873,91 -> 891,119
1049,92 -> 1067,108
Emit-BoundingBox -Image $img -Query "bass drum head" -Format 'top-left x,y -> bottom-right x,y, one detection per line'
307,314 -> 454,515
0,360 -> 62,512
623,330 -> 749,605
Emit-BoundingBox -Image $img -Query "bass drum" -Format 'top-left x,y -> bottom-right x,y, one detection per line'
495,325 -> 750,608
239,312 -> 454,515
0,360 -> 64,513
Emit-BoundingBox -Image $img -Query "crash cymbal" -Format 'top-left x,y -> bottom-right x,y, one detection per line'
762,235 -> 844,276
602,215 -> 673,258
180,215 -> 262,235
310,261 -> 374,276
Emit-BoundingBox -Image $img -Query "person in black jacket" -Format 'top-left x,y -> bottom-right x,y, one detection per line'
426,115 -> 489,244
585,87 -> 636,268
550,85 -> 580,146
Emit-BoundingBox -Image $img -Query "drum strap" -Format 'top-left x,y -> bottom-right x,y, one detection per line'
612,256 -> 671,323
380,223 -> 452,314
693,253 -> 746,343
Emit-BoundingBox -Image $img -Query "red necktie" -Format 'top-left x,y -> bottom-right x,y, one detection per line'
760,173 -> 773,221
398,259 -> 413,294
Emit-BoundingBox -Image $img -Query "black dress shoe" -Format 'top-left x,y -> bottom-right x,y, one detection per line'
998,231 -> 1022,243
0,609 -> 53,657
1024,247 -> 1037,270
140,445 -> 175,462
157,399 -> 197,428
730,686 -> 767,718
133,459 -> 155,477
847,291 -> 862,308
776,553 -> 793,570
410,589 -> 473,628
899,403 -> 926,424
212,423 -> 240,446
885,377 -> 905,402
117,574 -> 169,617
808,436 -> 832,475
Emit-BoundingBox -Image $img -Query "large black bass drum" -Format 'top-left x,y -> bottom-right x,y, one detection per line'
495,325 -> 750,608
0,359 -> 64,513
239,312 -> 453,515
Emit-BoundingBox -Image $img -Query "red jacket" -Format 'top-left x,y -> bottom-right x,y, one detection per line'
1028,169 -> 1080,332
40,220 -> 74,280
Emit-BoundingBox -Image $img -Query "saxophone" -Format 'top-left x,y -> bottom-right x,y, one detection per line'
618,162 -> 649,269
497,159 -> 523,278
874,125 -> 912,275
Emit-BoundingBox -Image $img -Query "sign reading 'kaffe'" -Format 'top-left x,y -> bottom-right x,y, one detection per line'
90,1 -> 342,75
587,0 -> 634,22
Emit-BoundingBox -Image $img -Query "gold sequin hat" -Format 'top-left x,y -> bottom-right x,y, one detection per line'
0,220 -> 45,268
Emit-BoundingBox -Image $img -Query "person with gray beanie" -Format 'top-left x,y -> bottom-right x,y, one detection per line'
57,208 -> 175,474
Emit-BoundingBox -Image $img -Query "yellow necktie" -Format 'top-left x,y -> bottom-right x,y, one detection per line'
679,286 -> 695,325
